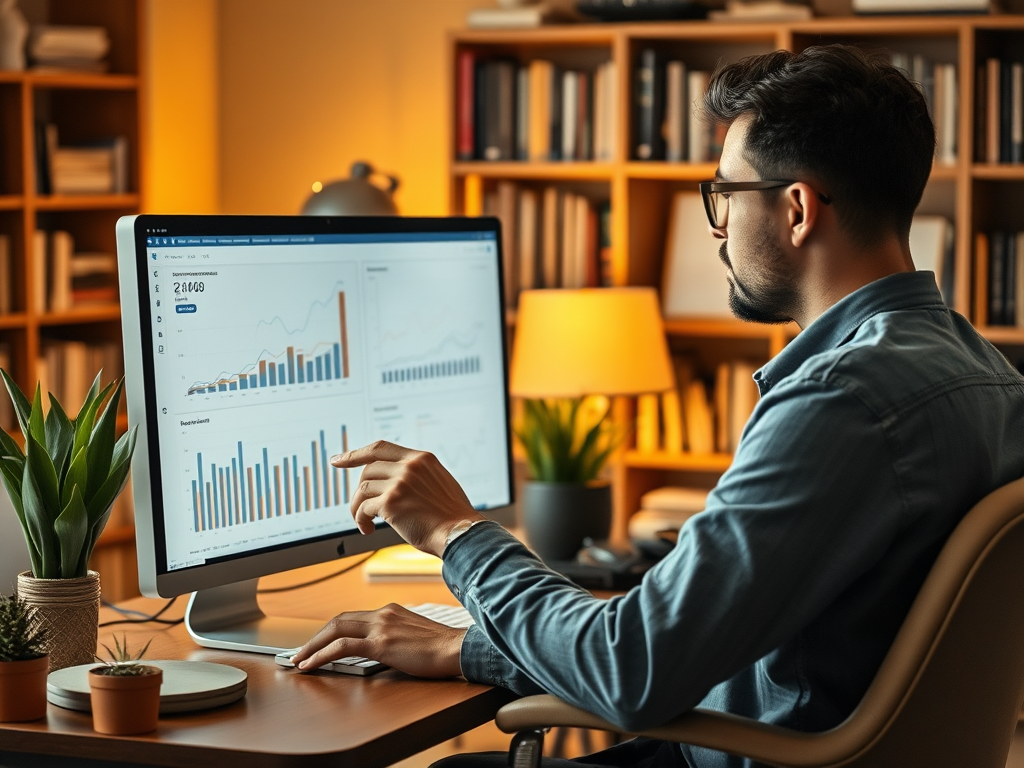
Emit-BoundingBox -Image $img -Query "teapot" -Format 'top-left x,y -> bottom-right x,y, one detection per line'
300,161 -> 399,216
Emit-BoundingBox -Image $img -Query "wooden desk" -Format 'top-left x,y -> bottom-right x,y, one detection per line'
0,560 -> 516,767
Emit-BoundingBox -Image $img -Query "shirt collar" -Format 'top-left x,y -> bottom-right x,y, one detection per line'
754,271 -> 946,394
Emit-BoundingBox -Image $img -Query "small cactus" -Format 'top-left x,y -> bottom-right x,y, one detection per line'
0,593 -> 48,662
94,634 -> 154,677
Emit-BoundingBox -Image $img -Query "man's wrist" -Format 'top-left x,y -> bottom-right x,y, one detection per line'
441,518 -> 488,556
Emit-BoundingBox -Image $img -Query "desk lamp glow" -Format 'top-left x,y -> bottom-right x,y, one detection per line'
510,287 -> 674,560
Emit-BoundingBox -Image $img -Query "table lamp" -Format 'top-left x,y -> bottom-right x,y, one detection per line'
510,287 -> 674,561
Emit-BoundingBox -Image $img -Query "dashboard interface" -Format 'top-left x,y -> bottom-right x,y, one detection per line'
141,229 -> 511,573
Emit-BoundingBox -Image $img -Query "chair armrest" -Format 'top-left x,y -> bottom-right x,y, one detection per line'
495,695 -> 856,768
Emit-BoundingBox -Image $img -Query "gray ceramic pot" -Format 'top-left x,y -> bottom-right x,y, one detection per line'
521,481 -> 612,562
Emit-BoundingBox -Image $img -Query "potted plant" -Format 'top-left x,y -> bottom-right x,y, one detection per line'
515,396 -> 623,561
0,370 -> 137,671
88,634 -> 162,735
0,592 -> 48,722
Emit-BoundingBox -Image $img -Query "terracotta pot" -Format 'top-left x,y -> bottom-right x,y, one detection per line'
88,665 -> 163,735
17,571 -> 100,672
0,655 -> 48,722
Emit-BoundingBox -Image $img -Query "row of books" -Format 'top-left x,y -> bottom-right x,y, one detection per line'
633,51 -> 722,163
481,181 -> 612,307
975,58 -> 1024,164
29,25 -> 110,73
891,53 -> 957,165
37,340 -> 124,416
34,230 -> 119,312
635,357 -> 760,457
977,230 -> 1024,327
457,54 -> 618,162
35,124 -> 128,195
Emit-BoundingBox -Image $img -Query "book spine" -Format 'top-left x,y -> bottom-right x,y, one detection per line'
987,58 -> 1000,164
990,230 -> 1006,325
634,49 -> 660,160
1001,60 -> 1013,163
976,62 -> 987,163
549,65 -> 563,161
577,70 -> 591,161
516,65 -> 530,161
561,71 -> 577,162
666,61 -> 685,162
1013,62 -> 1023,163
474,60 -> 488,161
456,51 -> 476,161
1005,230 -> 1017,325
483,62 -> 502,160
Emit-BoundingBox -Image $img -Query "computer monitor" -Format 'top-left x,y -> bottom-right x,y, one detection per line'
116,214 -> 514,654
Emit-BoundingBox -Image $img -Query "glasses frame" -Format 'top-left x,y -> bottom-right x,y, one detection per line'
699,180 -> 832,230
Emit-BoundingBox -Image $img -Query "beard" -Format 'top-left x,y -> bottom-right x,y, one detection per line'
719,236 -> 799,325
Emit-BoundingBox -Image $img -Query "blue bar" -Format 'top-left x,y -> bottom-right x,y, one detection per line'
197,453 -> 205,528
192,479 -> 199,531
284,457 -> 291,515
307,361 -> 314,381
324,353 -> 332,381
240,378 -> 248,390
316,357 -> 323,381
297,358 -> 305,384
274,467 -> 281,518
260,369 -> 267,388
248,374 -> 257,388
293,454 -> 300,512
342,426 -> 350,504
269,364 -> 277,386
320,430 -> 329,508
288,348 -> 295,384
229,382 -> 237,391
238,442 -> 247,523
218,383 -> 226,392
211,463 -> 219,528
333,344 -> 341,378
311,441 -> 320,509
256,464 -> 264,520
262,448 -> 271,517
231,458 -> 239,525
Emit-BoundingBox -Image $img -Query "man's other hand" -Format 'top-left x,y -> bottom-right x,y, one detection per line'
331,441 -> 484,558
289,603 -> 467,678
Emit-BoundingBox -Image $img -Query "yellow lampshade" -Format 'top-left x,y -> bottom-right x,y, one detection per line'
510,288 -> 674,398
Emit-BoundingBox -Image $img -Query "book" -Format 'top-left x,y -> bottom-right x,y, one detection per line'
0,234 -> 9,314
710,0 -> 813,20
541,185 -> 561,287
518,188 -> 539,291
362,544 -> 442,582
1007,233 -> 1018,324
687,71 -> 711,162
665,60 -> 687,162
49,230 -> 73,311
516,65 -> 530,160
987,58 -> 1000,164
528,60 -> 553,161
466,3 -> 579,28
714,362 -> 731,454
561,70 -> 578,161
1012,62 -> 1023,163
909,215 -> 952,286
853,0 -> 996,11
661,389 -> 684,454
729,360 -> 759,451
634,49 -> 664,160
495,181 -> 519,307
482,60 -> 516,161
32,230 -> 47,312
639,486 -> 708,514
682,379 -> 715,455
990,230 -> 1007,325
661,192 -> 732,318
456,50 -> 476,161
636,393 -> 660,453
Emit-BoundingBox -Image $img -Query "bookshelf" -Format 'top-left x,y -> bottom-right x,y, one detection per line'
0,0 -> 143,600
449,15 -> 1024,540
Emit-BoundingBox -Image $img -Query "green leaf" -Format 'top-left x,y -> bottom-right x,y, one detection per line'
81,427 -> 136,563
70,380 -> 112,466
0,369 -> 33,442
81,371 -> 104,420
44,395 -> 75,480
0,467 -> 40,576
28,384 -> 46,450
54,485 -> 89,578
20,466 -> 56,578
63,447 -> 88,509
85,379 -> 123,500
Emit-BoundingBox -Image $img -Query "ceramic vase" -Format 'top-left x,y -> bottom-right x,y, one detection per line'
88,665 -> 163,735
521,481 -> 612,562
0,0 -> 27,71
0,654 -> 48,722
17,571 -> 101,671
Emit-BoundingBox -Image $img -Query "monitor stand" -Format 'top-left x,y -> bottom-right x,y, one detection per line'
185,579 -> 327,654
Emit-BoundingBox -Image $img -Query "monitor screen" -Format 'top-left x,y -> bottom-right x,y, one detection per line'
117,215 -> 513,651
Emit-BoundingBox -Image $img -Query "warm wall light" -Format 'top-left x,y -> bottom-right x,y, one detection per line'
311,181 -> 323,193
510,287 -> 674,399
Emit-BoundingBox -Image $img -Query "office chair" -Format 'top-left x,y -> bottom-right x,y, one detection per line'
497,474 -> 1024,768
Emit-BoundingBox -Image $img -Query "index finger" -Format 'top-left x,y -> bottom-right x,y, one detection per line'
289,612 -> 374,668
331,440 -> 412,468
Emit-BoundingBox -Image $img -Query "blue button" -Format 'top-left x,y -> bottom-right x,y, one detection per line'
176,304 -> 197,314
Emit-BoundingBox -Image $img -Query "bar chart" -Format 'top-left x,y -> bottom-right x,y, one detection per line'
190,423 -> 352,532
187,291 -> 351,397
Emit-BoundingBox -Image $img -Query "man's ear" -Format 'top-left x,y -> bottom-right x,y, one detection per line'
786,183 -> 820,247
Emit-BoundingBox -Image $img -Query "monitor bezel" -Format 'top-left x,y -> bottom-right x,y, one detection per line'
117,214 -> 514,598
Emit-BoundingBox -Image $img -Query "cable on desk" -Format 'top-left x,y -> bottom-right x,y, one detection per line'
256,552 -> 376,594
99,596 -> 184,628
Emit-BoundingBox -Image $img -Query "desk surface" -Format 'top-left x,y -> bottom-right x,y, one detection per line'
0,559 -> 516,768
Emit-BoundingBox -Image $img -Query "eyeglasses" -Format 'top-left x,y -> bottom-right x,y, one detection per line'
699,180 -> 832,230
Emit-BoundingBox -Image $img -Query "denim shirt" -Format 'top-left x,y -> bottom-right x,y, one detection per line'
442,271 -> 1024,768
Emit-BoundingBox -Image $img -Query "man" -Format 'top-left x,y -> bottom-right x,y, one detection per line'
290,45 -> 1024,768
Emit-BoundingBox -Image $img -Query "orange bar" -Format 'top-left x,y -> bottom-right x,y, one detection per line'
219,472 -> 227,528
247,468 -> 255,523
194,487 -> 203,532
339,292 -> 350,378
274,466 -> 282,517
303,467 -> 311,513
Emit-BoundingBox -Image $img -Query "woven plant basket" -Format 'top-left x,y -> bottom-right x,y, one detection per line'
17,571 -> 100,672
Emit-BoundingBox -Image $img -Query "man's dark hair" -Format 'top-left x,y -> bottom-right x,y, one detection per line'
703,45 -> 935,247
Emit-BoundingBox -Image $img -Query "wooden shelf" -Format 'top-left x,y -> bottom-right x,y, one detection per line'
0,195 -> 22,210
981,326 -> 1024,345
626,162 -> 717,181
454,162 -> 614,180
34,193 -> 140,211
624,451 -> 733,472
971,164 -> 1024,180
0,70 -> 138,89
37,305 -> 121,325
0,313 -> 28,329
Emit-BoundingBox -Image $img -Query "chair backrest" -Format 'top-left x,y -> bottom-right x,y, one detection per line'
832,474 -> 1024,767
